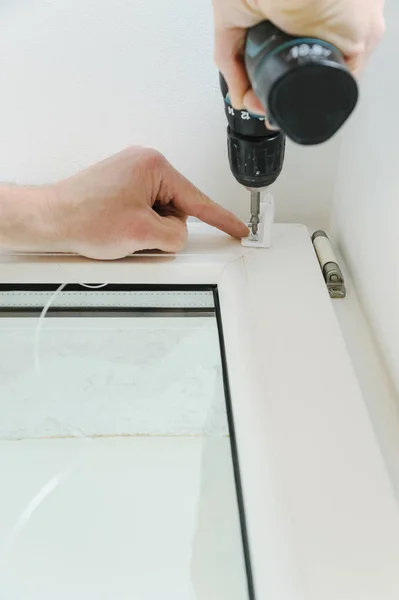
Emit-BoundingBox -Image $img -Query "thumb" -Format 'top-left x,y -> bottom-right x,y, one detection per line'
214,26 -> 250,109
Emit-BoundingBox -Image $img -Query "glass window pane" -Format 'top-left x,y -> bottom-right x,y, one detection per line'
0,286 -> 252,600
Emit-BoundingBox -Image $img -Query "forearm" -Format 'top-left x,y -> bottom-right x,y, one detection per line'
0,184 -> 60,251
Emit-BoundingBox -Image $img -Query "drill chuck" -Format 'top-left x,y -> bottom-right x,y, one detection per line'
220,72 -> 285,189
226,126 -> 285,189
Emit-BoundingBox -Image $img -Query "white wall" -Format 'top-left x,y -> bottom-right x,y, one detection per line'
0,0 -> 340,226
331,0 -> 399,392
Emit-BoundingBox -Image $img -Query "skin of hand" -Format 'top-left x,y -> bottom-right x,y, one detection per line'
0,147 -> 248,260
213,0 -> 385,112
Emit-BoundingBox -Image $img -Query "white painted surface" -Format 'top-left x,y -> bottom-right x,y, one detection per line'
0,0 -> 339,225
1,223 -> 399,599
331,0 -> 399,395
0,437 -> 248,600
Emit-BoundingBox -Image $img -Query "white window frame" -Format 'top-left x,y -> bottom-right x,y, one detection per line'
1,222 -> 399,599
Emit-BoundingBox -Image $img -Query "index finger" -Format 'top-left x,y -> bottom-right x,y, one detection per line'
158,164 -> 249,239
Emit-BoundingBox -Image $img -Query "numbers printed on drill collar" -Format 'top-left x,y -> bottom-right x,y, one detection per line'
241,110 -> 265,122
227,105 -> 265,122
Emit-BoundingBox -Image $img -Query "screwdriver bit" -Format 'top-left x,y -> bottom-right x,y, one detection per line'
250,190 -> 261,238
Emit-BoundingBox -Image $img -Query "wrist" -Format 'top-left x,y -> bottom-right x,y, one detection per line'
0,184 -> 62,252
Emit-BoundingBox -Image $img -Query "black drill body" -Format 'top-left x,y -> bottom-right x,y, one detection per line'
220,73 -> 285,190
221,21 -> 359,197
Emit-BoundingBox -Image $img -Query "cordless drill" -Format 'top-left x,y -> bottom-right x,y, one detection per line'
220,21 -> 359,239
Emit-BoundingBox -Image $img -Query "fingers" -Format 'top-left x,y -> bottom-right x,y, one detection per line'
242,89 -> 266,116
133,209 -> 188,253
214,27 -> 250,109
158,165 -> 249,239
188,198 -> 249,238
212,0 -> 263,109
352,10 -> 385,77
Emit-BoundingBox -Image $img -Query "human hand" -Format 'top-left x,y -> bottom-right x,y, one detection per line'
0,147 -> 248,259
213,0 -> 385,111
